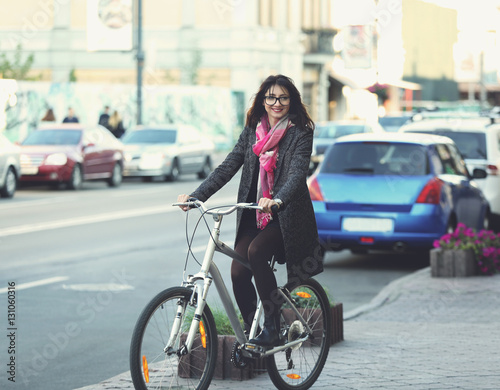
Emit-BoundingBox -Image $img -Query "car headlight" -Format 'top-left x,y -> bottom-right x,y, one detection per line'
45,153 -> 68,166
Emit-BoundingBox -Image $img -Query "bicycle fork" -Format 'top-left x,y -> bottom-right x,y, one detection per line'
164,278 -> 212,356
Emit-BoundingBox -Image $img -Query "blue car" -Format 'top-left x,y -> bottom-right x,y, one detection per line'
308,132 -> 490,254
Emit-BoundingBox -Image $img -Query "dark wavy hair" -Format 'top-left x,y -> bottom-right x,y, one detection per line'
245,74 -> 315,132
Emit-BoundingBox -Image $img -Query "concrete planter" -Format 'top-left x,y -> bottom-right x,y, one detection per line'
330,303 -> 344,345
430,248 -> 479,277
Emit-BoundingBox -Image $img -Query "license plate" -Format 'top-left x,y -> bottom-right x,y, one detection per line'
21,167 -> 38,175
342,217 -> 393,233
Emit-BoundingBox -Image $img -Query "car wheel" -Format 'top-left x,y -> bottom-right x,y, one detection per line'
108,163 -> 123,187
166,160 -> 179,182
197,157 -> 212,179
0,166 -> 17,198
446,215 -> 457,234
67,164 -> 83,190
482,209 -> 491,231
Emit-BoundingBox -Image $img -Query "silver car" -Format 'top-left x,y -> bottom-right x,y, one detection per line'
0,133 -> 21,198
122,125 -> 215,182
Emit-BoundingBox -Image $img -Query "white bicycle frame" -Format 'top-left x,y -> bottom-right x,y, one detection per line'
168,201 -> 313,358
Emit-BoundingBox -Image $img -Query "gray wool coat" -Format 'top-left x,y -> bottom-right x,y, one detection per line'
190,124 -> 324,284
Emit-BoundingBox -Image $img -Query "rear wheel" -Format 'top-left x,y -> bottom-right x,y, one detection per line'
166,160 -> 179,182
483,209 -> 491,231
130,287 -> 218,390
107,163 -> 123,187
446,215 -> 457,234
0,166 -> 17,198
67,164 -> 83,190
197,158 -> 212,179
266,278 -> 332,390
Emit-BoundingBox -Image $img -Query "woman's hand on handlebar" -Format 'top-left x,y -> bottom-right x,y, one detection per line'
177,194 -> 191,211
258,197 -> 279,214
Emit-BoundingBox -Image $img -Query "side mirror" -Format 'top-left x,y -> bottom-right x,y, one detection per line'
472,168 -> 487,179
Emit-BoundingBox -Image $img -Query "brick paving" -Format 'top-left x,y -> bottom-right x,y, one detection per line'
75,267 -> 500,389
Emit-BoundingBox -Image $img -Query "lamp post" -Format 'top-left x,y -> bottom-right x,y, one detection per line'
136,0 -> 144,125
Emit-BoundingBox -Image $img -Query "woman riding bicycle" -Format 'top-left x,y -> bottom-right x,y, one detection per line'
177,74 -> 323,348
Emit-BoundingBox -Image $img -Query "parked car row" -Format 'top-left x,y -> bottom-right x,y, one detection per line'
0,123 -> 216,198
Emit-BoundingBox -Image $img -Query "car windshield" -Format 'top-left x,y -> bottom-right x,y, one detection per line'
122,129 -> 177,144
321,142 -> 428,176
379,117 -> 409,131
315,124 -> 367,139
21,130 -> 82,145
405,130 -> 486,159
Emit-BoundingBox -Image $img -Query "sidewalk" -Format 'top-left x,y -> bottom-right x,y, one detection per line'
75,267 -> 500,389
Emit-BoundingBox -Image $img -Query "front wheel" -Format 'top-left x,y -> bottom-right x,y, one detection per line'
267,278 -> 332,390
67,164 -> 83,190
0,166 -> 17,198
130,287 -> 218,390
107,162 -> 123,187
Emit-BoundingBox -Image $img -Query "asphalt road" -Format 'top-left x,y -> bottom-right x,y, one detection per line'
0,174 -> 428,390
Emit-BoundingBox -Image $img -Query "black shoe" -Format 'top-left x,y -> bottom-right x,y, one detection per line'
249,327 -> 280,347
248,315 -> 280,347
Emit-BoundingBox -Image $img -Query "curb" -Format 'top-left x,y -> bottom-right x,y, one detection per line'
343,267 -> 430,320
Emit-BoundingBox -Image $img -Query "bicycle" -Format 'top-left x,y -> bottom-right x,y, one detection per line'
129,199 -> 332,390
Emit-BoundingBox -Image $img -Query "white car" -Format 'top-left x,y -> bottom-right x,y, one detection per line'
400,117 -> 500,229
310,119 -> 385,174
122,125 -> 215,182
0,133 -> 21,198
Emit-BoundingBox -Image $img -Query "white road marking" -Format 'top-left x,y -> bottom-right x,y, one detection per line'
62,283 -> 134,291
0,195 -> 237,238
0,205 -> 175,238
0,276 -> 69,294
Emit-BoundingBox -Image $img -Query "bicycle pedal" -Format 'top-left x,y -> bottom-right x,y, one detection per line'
243,343 -> 266,356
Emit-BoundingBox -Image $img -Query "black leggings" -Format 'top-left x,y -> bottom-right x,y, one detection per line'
231,223 -> 286,326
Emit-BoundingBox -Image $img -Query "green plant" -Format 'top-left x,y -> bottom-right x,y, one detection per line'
0,44 -> 34,80
211,306 -> 242,336
433,223 -> 500,275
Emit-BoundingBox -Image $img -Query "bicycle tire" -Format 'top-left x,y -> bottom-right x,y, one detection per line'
266,278 -> 332,390
129,286 -> 218,390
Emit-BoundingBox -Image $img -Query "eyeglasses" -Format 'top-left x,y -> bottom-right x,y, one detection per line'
264,96 -> 290,106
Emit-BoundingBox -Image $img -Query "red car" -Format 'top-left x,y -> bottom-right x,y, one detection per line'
20,124 -> 124,189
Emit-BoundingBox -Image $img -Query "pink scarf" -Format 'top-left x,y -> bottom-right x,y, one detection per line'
252,114 -> 292,229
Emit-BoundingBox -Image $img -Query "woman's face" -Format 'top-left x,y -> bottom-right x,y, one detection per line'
263,84 -> 290,127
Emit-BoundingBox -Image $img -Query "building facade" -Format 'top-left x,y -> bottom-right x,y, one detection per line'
0,0 -> 337,124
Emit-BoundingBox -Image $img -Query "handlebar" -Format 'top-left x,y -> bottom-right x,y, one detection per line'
172,199 -> 264,216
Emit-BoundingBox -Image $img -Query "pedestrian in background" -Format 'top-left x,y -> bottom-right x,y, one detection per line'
41,108 -> 56,123
99,105 -> 110,128
62,107 -> 79,123
108,110 -> 125,138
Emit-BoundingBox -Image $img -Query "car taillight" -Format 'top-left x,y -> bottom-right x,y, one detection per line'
416,177 -> 443,204
487,164 -> 498,175
307,175 -> 324,201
